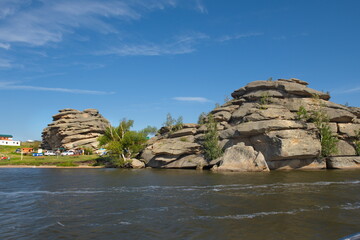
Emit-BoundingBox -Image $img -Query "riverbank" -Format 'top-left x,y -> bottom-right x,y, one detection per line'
0,165 -> 104,168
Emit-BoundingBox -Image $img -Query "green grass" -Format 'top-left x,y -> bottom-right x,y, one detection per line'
0,146 -> 99,166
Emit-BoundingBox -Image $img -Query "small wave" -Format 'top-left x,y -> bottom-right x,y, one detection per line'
340,202 -> 360,210
0,190 -> 107,196
193,205 -> 330,221
0,180 -> 358,196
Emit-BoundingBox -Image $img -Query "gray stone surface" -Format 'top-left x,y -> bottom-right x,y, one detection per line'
130,159 -> 145,169
141,78 -> 360,171
333,140 -> 356,156
250,130 -> 321,161
326,156 -> 360,169
267,158 -> 326,170
338,123 -> 360,137
41,109 -> 109,150
212,143 -> 269,172
220,120 -> 305,139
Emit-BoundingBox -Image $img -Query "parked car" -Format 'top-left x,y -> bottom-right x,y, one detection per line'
44,150 -> 56,156
61,151 -> 75,156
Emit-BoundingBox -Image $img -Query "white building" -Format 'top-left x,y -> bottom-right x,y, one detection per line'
0,134 -> 21,146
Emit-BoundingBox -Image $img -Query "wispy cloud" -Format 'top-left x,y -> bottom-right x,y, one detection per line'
173,97 -> 211,103
0,0 -> 203,47
0,42 -> 10,50
335,87 -> 360,94
98,32 -> 208,56
195,0 -> 207,13
217,32 -> 263,42
0,81 -> 114,95
0,58 -> 13,68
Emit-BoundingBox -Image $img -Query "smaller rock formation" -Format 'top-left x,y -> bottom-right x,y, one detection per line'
41,108 -> 110,150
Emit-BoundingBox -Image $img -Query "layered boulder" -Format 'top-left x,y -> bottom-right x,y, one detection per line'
142,78 -> 360,170
41,109 -> 110,150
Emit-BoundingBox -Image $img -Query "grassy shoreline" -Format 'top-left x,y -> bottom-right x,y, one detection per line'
0,145 -> 102,167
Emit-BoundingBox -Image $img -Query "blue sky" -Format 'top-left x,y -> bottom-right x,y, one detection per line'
1,0 -> 360,141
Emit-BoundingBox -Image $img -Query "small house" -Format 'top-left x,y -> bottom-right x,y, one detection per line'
0,134 -> 21,146
22,148 -> 34,153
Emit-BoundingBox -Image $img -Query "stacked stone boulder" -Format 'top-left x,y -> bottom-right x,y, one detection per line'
142,78 -> 360,171
41,109 -> 110,150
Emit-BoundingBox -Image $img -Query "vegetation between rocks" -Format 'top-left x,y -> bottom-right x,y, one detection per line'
354,130 -> 360,156
297,106 -> 338,157
202,114 -> 223,160
163,113 -> 183,133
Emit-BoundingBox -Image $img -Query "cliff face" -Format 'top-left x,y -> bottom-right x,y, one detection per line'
142,78 -> 360,171
41,108 -> 110,150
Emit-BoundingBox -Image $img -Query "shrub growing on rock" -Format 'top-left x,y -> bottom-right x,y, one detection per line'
163,113 -> 183,133
203,114 -> 223,160
354,130 -> 360,156
296,106 -> 338,157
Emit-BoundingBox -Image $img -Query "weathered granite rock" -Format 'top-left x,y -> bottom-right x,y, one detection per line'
151,139 -> 201,156
165,155 -> 207,169
338,123 -> 360,137
334,140 -> 356,156
250,130 -> 321,161
212,143 -> 269,172
168,128 -> 197,138
130,159 -> 145,169
41,109 -> 109,150
142,78 -> 360,171
266,158 -> 326,170
326,156 -> 360,169
231,79 -> 330,100
220,120 -> 305,139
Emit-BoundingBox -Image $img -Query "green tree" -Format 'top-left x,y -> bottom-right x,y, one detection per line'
203,114 -> 223,160
98,119 -> 157,161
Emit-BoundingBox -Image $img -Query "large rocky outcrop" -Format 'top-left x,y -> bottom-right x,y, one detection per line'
41,109 -> 110,150
142,78 -> 360,171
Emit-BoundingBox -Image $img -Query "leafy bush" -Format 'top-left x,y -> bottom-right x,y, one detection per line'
202,114 -> 223,160
296,106 -> 309,121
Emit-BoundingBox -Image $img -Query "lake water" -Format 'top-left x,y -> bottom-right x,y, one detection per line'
0,168 -> 359,240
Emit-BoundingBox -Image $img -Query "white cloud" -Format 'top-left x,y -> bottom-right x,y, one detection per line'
173,97 -> 211,103
217,32 -> 263,42
0,0 -> 200,47
0,42 -> 11,50
0,81 -> 114,95
98,32 -> 208,56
